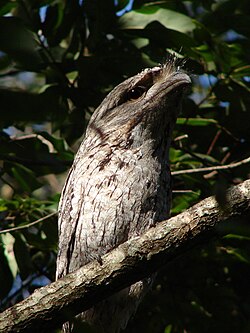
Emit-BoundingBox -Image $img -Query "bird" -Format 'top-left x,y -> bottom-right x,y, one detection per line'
56,57 -> 191,333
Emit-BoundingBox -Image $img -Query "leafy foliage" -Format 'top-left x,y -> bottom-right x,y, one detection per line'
0,0 -> 250,332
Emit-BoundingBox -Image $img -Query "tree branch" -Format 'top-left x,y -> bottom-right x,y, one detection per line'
172,156 -> 250,175
0,179 -> 250,333
0,212 -> 57,235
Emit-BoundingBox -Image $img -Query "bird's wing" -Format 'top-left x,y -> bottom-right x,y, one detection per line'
56,160 -> 83,279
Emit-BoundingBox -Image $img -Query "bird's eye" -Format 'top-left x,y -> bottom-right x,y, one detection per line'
126,86 -> 146,101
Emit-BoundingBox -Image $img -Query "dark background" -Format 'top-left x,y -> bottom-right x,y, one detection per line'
0,1 -> 250,332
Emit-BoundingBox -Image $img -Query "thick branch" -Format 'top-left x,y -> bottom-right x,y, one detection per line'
0,179 -> 250,333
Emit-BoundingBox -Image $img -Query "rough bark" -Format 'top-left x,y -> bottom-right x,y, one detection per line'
0,179 -> 249,333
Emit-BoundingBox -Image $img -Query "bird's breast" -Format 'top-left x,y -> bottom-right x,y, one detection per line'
67,141 -> 171,268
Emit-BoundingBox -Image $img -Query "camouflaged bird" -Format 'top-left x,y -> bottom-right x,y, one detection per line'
56,57 -> 191,333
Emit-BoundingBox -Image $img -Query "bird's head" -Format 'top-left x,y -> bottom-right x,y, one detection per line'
87,57 -> 191,150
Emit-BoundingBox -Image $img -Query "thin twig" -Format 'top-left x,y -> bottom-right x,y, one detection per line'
174,134 -> 189,142
207,129 -> 222,155
172,190 -> 197,194
172,156 -> 250,176
0,212 -> 57,234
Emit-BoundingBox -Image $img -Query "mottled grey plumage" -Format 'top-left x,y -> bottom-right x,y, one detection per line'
56,58 -> 191,333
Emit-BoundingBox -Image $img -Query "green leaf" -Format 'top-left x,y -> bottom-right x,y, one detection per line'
11,164 -> 42,192
0,132 -> 72,177
0,17 -> 43,70
129,21 -> 197,53
13,233 -> 33,279
172,191 -> 201,214
224,247 -> 250,264
176,118 -> 218,126
164,325 -> 173,333
193,44 -> 216,71
0,85 -> 68,128
231,65 -> 250,80
224,234 -> 250,241
0,234 -> 15,299
119,6 -> 196,33
41,217 -> 58,250
0,1 -> 17,16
